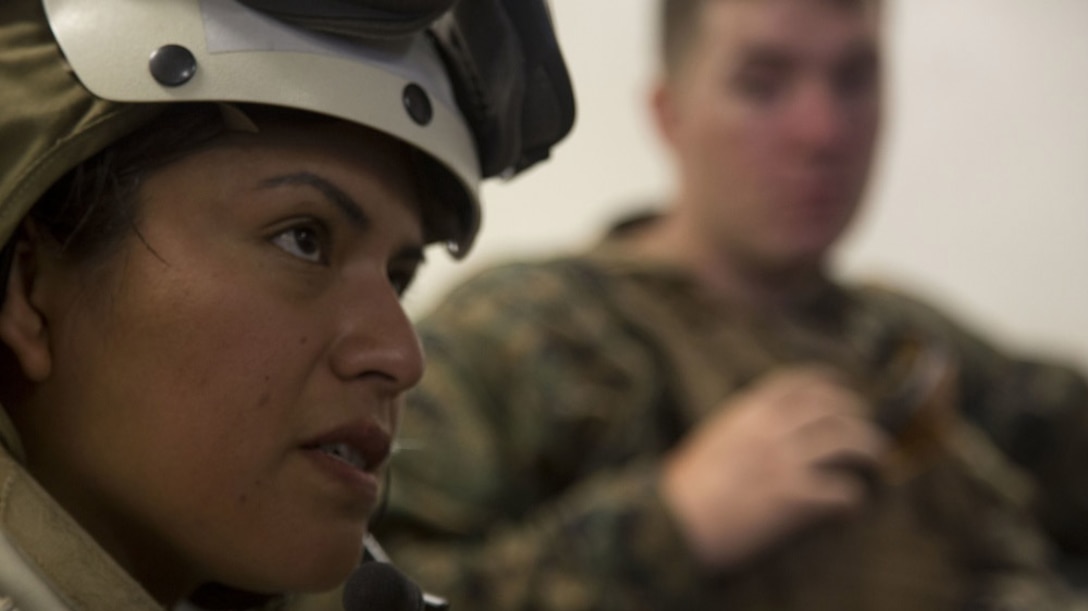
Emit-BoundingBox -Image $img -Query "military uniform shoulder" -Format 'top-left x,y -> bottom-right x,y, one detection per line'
845,281 -> 1016,368
417,254 -> 625,344
850,281 -> 967,330
430,254 -> 605,309
469,255 -> 588,282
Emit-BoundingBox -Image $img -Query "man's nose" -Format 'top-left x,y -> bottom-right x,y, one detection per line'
328,278 -> 424,394
788,82 -> 850,153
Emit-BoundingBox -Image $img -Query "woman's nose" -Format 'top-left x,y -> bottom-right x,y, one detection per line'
328,280 -> 424,394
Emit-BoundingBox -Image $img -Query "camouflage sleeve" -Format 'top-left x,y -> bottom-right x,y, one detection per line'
375,262 -> 711,610
864,287 -> 1088,557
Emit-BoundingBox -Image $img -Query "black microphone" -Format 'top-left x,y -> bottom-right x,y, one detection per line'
342,562 -> 424,611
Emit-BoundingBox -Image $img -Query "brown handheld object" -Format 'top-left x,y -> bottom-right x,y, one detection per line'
869,337 -> 961,482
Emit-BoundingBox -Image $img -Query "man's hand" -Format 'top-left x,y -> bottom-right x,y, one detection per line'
660,366 -> 888,569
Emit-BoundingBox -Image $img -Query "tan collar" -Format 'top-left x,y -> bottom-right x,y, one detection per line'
0,406 -> 25,464
0,416 -> 338,610
0,442 -> 164,609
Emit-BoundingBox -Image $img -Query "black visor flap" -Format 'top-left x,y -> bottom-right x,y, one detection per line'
432,0 -> 576,178
237,0 -> 456,38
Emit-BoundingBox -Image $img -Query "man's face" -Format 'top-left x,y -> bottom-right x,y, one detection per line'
656,0 -> 881,272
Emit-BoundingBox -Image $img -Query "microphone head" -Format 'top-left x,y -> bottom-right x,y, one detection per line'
342,562 -> 424,611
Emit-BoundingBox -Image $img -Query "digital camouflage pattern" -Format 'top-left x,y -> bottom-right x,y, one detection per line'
376,219 -> 1088,611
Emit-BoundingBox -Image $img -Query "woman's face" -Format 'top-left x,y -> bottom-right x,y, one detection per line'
11,121 -> 429,600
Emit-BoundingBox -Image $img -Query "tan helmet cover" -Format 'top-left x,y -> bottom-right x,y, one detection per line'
0,0 -> 481,256
0,0 -> 161,252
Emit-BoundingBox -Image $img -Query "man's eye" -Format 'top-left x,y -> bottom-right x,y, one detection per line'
834,60 -> 878,99
733,72 -> 785,104
271,225 -> 326,264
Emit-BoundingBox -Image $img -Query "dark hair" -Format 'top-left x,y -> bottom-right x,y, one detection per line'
659,0 -> 878,75
0,105 -> 228,306
0,106 -> 221,392
4,102 -> 456,305
28,104 -> 230,263
660,0 -> 704,75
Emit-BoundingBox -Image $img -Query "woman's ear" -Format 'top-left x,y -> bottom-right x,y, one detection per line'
0,225 -> 54,383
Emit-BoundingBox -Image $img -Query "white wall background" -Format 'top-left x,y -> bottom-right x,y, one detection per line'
405,0 -> 1088,368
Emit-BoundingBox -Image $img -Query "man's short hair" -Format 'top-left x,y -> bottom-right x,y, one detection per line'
660,0 -> 705,75
659,0 -> 878,75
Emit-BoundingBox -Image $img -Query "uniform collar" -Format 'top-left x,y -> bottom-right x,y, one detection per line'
0,440 -> 164,609
584,211 -> 850,321
0,405 -> 25,464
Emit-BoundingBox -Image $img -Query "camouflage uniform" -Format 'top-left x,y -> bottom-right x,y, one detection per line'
377,217 -> 1088,610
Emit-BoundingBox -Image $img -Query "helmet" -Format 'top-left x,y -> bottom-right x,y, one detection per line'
0,0 -> 574,279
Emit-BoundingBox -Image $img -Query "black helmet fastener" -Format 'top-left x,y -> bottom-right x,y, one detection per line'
149,44 -> 198,87
402,83 -> 433,126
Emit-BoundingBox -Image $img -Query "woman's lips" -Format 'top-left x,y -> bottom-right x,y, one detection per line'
300,421 -> 392,502
303,446 -> 381,504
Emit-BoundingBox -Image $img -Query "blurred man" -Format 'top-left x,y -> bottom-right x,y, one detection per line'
375,1 -> 1088,609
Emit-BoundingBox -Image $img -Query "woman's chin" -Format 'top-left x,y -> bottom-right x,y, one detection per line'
215,538 -> 365,596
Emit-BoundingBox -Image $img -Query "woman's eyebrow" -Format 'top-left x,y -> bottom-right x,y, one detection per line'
257,171 -> 369,229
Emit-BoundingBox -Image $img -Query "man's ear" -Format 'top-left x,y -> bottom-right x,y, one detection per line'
0,225 -> 54,383
650,78 -> 680,150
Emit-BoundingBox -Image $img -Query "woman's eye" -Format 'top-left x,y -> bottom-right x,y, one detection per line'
271,225 -> 326,264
